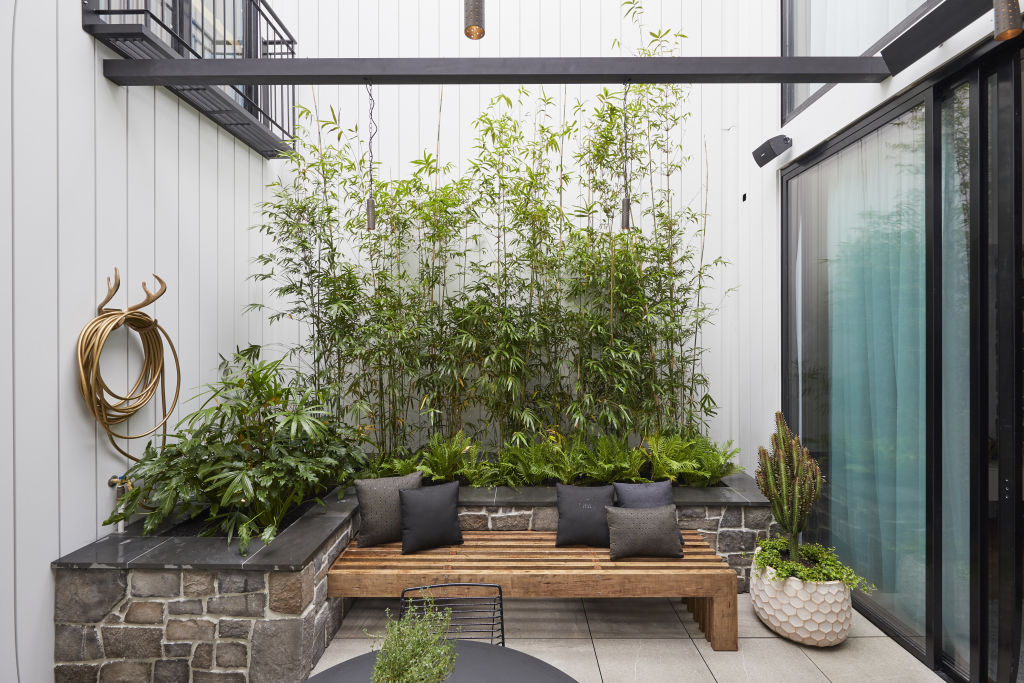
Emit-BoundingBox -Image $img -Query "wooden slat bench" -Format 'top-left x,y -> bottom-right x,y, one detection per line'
327,529 -> 738,651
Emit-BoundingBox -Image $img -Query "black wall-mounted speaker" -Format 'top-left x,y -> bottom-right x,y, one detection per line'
752,135 -> 793,168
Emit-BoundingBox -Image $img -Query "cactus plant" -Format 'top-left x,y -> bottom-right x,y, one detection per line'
755,411 -> 823,559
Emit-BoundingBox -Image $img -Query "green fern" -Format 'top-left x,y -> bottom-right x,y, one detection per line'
416,431 -> 478,483
578,436 -> 649,485
644,434 -> 698,482
676,435 -> 742,487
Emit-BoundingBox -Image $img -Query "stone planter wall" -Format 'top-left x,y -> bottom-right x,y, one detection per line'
456,502 -> 774,591
53,497 -> 358,683
53,475 -> 769,681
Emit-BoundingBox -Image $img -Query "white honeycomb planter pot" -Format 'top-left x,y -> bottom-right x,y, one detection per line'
750,548 -> 852,647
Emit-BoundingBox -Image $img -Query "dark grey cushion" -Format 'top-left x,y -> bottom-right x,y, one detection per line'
555,484 -> 614,547
614,480 -> 674,508
354,472 -> 423,547
605,504 -> 683,561
400,481 -> 464,554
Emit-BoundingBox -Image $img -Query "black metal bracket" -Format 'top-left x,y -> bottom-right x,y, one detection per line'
102,56 -> 891,87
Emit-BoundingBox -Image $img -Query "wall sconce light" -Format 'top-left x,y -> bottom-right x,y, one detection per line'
465,0 -> 485,40
994,0 -> 1022,40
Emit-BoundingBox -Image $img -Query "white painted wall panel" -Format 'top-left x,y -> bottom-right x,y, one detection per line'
12,0 -> 61,680
0,3 -> 18,680
3,2 -> 272,677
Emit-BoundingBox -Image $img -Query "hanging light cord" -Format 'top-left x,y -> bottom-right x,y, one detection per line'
76,269 -> 181,462
623,81 -> 630,191
621,81 -> 632,230
366,80 -> 377,201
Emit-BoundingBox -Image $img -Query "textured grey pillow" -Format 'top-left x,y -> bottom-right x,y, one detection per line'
613,480 -> 674,508
605,504 -> 683,561
354,472 -> 423,547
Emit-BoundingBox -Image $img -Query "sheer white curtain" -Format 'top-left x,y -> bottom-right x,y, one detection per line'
825,106 -> 927,637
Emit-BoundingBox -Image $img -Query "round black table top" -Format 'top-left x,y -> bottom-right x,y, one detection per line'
307,639 -> 577,683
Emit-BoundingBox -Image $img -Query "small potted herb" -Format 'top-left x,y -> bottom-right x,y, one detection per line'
750,412 -> 872,647
371,601 -> 457,683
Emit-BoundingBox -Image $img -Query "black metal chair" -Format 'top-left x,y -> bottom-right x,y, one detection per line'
400,583 -> 505,646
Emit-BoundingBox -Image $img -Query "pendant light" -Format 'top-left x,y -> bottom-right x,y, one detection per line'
365,81 -> 377,231
994,0 -> 1022,40
465,0 -> 485,40
621,81 -> 631,231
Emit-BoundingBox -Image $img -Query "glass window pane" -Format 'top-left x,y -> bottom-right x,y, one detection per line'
785,0 -> 932,114
787,105 -> 927,641
940,82 -> 971,675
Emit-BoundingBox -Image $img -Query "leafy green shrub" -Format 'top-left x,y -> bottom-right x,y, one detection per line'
676,435 -> 742,487
754,537 -> 873,593
371,603 -> 457,683
577,436 -> 649,485
105,346 -> 366,552
417,431 -> 479,483
642,433 -> 741,486
360,427 -> 742,489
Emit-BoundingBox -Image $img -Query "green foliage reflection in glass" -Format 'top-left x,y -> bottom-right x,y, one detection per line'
252,16 -> 724,460
104,346 -> 367,552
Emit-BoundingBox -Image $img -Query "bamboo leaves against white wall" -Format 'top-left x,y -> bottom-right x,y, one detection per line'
254,33 -> 723,457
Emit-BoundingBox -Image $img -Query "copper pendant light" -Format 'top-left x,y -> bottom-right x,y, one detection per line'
465,0 -> 485,40
994,0 -> 1022,40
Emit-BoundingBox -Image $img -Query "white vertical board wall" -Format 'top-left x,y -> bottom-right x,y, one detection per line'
270,0 -> 784,469
1,2 -> 271,679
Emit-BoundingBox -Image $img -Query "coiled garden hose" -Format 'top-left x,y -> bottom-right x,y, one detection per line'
76,269 -> 181,462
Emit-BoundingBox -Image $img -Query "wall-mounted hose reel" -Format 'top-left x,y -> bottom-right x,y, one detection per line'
76,268 -> 181,463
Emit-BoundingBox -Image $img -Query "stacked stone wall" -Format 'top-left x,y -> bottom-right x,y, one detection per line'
54,519 -> 353,683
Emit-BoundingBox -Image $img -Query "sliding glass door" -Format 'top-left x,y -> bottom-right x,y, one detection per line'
786,103 -> 928,644
783,40 -> 1024,683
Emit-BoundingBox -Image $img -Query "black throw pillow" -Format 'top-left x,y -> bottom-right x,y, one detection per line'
555,483 -> 615,547
354,471 -> 424,547
605,504 -> 684,561
400,481 -> 464,554
613,480 -> 674,508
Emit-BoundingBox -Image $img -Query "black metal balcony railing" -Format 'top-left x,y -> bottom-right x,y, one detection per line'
83,0 -> 296,158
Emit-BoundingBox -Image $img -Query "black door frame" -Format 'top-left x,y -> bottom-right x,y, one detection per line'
780,35 -> 1024,683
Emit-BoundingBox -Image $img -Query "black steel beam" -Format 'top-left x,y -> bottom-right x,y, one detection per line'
880,0 -> 990,76
103,56 -> 890,86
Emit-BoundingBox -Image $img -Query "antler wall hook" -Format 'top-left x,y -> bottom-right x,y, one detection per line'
96,268 -> 168,315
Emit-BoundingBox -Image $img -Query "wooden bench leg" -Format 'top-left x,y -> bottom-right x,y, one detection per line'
707,591 -> 738,651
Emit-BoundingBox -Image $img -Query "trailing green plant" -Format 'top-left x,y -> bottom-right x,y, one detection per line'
371,601 -> 457,683
253,9 -> 724,464
104,345 -> 366,552
754,537 -> 873,593
755,411 -> 823,559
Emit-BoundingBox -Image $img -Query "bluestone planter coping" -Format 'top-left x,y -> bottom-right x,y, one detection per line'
53,473 -> 765,572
